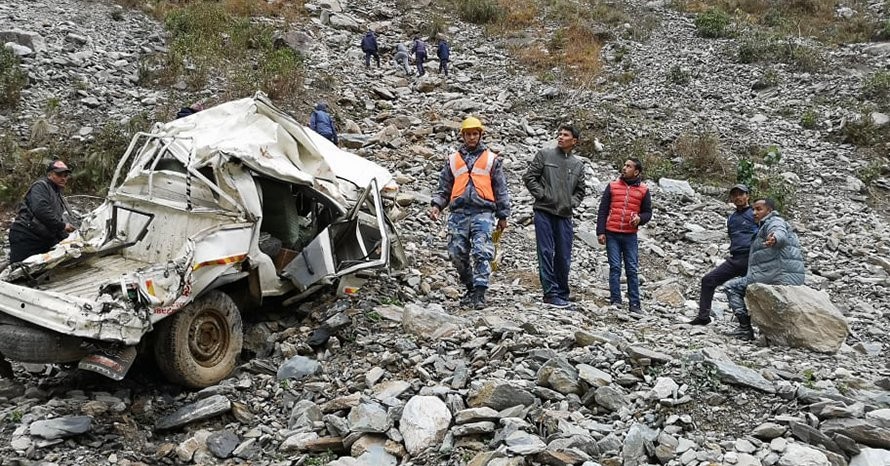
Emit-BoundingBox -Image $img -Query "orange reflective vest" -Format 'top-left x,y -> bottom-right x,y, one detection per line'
606,179 -> 648,234
449,150 -> 495,202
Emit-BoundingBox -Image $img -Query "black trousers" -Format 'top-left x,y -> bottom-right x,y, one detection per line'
8,224 -> 57,263
698,255 -> 748,315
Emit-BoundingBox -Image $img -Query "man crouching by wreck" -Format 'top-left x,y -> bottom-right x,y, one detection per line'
7,160 -> 77,263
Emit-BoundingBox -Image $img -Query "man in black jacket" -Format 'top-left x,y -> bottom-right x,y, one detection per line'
689,184 -> 757,325
522,125 -> 586,309
8,160 -> 76,263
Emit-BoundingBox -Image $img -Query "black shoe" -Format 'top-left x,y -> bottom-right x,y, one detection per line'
459,287 -> 474,307
471,287 -> 487,310
629,305 -> 644,315
689,315 -> 711,326
727,315 -> 754,340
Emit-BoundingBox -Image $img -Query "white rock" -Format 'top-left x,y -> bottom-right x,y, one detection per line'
400,396 -> 452,455
778,443 -> 831,466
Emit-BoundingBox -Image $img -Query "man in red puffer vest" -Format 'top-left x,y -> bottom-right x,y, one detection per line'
596,159 -> 652,315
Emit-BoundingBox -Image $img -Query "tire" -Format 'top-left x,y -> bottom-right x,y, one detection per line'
153,290 -> 243,388
0,324 -> 88,363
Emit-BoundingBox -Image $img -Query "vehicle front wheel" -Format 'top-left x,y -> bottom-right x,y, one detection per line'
153,290 -> 243,388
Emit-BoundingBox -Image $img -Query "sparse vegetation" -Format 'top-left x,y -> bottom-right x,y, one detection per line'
838,109 -> 890,147
0,47 -> 28,110
455,0 -> 502,24
695,8 -> 732,38
751,68 -> 779,90
136,2 -> 304,106
737,34 -> 823,72
667,64 -> 691,85
800,108 -> 818,129
736,144 -> 796,214
863,71 -> 890,104
675,0 -> 882,44
672,130 -> 730,180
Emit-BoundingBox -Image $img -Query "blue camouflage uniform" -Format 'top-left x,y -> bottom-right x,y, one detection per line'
431,143 -> 511,291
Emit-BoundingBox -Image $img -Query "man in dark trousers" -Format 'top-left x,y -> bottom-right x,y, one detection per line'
309,101 -> 338,145
436,36 -> 451,76
723,198 -> 805,340
411,36 -> 427,77
361,30 -> 380,68
689,184 -> 757,325
596,159 -> 652,314
522,125 -> 586,309
8,160 -> 77,263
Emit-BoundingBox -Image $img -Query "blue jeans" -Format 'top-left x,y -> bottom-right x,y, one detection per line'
724,276 -> 749,318
533,210 -> 573,300
415,51 -> 427,76
606,232 -> 640,307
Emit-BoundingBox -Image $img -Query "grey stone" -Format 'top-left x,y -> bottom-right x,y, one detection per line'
455,407 -> 499,424
594,386 -> 628,412
747,284 -> 849,354
452,421 -> 496,436
0,30 -> 46,53
626,345 -> 674,364
348,403 -> 390,433
577,364 -> 612,387
820,418 -> 890,449
658,178 -> 695,196
277,355 -> 322,381
537,357 -> 582,395
206,430 -> 239,459
706,359 -> 776,393
505,430 -> 547,455
850,448 -> 890,466
622,423 -> 659,466
402,303 -> 467,339
753,422 -> 788,439
866,409 -> 890,429
647,377 -> 679,400
279,432 -> 319,453
468,380 -> 536,411
156,395 -> 231,430
289,399 -> 323,430
29,416 -> 92,439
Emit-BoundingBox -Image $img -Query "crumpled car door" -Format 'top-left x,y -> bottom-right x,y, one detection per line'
282,179 -> 391,290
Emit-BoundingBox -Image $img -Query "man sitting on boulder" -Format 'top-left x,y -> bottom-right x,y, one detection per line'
723,198 -> 805,341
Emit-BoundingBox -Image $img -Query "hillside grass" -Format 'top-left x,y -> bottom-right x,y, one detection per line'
675,0 -> 884,44
454,0 -> 656,86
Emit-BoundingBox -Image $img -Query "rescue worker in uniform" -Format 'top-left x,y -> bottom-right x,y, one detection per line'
429,117 -> 511,309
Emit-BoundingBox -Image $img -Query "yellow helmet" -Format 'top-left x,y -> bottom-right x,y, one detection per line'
460,117 -> 484,133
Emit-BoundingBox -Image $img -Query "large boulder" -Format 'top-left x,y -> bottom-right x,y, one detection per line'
746,284 -> 848,353
400,396 -> 451,455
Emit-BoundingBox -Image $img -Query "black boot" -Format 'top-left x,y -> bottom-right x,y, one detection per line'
689,310 -> 711,326
471,287 -> 487,310
728,315 -> 755,341
459,286 -> 474,307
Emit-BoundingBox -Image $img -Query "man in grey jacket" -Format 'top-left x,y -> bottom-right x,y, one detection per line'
522,125 -> 586,308
8,160 -> 77,263
723,198 -> 805,340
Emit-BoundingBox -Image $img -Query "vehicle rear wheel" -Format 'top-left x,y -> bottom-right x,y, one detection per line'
153,290 -> 243,388
0,323 -> 88,363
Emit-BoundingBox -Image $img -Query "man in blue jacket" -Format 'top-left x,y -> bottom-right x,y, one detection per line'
309,102 -> 338,145
411,36 -> 427,77
361,30 -> 380,68
436,36 -> 451,76
723,198 -> 805,340
8,160 -> 77,263
689,184 -> 757,325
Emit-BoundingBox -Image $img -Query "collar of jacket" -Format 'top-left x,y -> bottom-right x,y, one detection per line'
558,147 -> 573,157
619,175 -> 642,186
459,143 -> 487,158
758,211 -> 778,225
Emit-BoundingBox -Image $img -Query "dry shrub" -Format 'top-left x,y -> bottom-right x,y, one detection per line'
673,131 -> 730,180
498,0 -> 537,28
561,23 -> 603,78
674,0 -> 879,43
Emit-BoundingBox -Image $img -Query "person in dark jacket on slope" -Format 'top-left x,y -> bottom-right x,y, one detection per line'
361,30 -> 380,68
689,184 -> 758,325
8,160 -> 77,263
411,36 -> 427,77
436,36 -> 451,76
309,102 -> 338,145
596,159 -> 653,315
522,125 -> 586,309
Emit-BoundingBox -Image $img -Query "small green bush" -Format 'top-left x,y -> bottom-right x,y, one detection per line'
751,68 -> 779,90
736,34 -> 823,72
695,9 -> 732,38
736,145 -> 796,214
673,130 -> 730,180
455,0 -> 502,24
0,48 -> 27,110
667,65 -> 690,85
863,71 -> 890,103
800,109 -> 817,129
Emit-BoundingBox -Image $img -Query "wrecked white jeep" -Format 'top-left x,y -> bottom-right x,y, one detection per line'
0,93 -> 405,388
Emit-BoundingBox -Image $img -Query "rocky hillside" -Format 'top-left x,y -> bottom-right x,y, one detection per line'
1,0 -> 889,465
